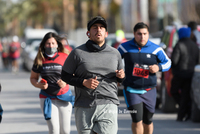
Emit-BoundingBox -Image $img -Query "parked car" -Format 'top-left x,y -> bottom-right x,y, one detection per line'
105,33 -> 134,46
157,25 -> 179,113
22,40 -> 41,71
21,28 -> 57,48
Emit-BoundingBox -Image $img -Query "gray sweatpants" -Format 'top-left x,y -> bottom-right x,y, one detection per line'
75,104 -> 118,134
40,98 -> 72,134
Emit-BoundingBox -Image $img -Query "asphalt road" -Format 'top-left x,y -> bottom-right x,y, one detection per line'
0,60 -> 200,134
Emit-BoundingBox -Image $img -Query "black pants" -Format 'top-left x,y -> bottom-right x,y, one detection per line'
0,84 -> 2,123
170,76 -> 192,120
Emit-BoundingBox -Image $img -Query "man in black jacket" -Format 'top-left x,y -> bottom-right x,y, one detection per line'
170,27 -> 199,121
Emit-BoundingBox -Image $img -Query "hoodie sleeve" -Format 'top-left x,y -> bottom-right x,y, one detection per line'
171,42 -> 180,68
155,47 -> 171,72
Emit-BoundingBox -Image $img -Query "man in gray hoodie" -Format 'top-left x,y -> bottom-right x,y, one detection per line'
61,16 -> 125,134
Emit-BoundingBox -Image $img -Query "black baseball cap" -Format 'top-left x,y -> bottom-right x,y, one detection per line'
87,16 -> 107,31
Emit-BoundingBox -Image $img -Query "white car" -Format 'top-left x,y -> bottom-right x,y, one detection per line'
22,28 -> 57,48
22,40 -> 41,71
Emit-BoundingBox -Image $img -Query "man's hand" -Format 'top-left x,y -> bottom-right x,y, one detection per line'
115,69 -> 125,79
83,76 -> 99,89
149,64 -> 159,73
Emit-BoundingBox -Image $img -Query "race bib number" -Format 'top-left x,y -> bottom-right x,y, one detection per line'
132,63 -> 149,78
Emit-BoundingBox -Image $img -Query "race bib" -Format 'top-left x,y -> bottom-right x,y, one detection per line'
132,63 -> 149,78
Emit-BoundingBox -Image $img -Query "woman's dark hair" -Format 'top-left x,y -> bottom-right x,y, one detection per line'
133,22 -> 149,32
39,32 -> 64,53
188,21 -> 197,31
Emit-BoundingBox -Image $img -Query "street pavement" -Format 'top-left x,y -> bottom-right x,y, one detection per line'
0,59 -> 200,134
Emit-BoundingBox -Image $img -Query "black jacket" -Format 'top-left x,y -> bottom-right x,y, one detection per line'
171,37 -> 199,78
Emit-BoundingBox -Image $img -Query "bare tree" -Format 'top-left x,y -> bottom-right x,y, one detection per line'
148,0 -> 158,33
108,0 -> 120,33
179,0 -> 200,24
63,0 -> 75,33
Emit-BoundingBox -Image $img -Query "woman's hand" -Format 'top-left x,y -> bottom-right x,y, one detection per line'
57,79 -> 67,88
39,82 -> 48,90
30,71 -> 48,90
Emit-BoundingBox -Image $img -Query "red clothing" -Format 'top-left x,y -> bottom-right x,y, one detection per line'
64,45 -> 73,52
0,43 -> 2,52
1,44 -> 9,58
113,38 -> 127,49
32,52 -> 69,97
2,52 -> 8,58
9,42 -> 21,58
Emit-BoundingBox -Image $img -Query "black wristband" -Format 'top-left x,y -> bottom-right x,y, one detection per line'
117,76 -> 125,83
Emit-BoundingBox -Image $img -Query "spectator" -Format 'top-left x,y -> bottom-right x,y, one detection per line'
1,37 -> 10,70
30,32 -> 74,134
60,36 -> 73,52
0,41 -> 2,52
9,35 -> 21,73
61,16 -> 125,134
188,21 -> 200,47
170,27 -> 199,121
